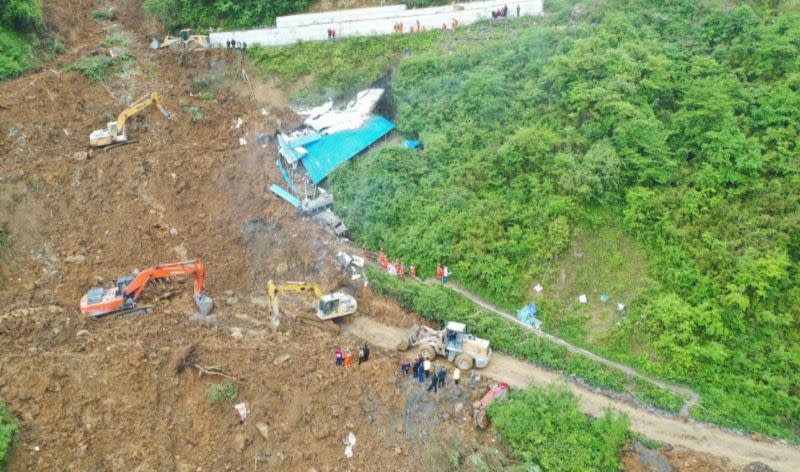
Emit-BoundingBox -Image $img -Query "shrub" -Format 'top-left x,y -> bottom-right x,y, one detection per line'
101,35 -> 127,48
63,55 -> 114,82
206,381 -> 238,406
90,9 -> 115,21
0,401 -> 18,470
489,385 -> 630,471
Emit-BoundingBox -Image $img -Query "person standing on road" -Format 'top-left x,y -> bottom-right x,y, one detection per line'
358,347 -> 365,366
409,264 -> 416,279
437,263 -> 444,283
517,4 -> 521,17
344,349 -> 353,368
363,344 -> 370,362
401,357 -> 411,375
417,361 -> 425,383
423,358 -> 432,379
453,367 -> 461,385
427,371 -> 438,393
442,266 -> 450,284
437,366 -> 447,388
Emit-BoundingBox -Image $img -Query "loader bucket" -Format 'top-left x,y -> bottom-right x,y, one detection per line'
195,294 -> 214,316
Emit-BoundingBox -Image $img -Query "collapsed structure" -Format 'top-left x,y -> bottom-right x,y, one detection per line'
270,89 -> 394,235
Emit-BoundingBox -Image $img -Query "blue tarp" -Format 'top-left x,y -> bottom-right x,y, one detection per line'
404,139 -> 422,149
269,184 -> 301,209
517,303 -> 543,330
301,116 -> 394,184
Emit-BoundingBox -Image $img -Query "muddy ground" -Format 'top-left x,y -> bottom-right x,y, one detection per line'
0,1 -> 748,471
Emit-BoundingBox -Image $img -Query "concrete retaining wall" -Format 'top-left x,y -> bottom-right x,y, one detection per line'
210,0 -> 543,47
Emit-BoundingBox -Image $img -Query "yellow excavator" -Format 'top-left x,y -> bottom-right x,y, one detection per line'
156,29 -> 208,49
267,280 -> 357,327
89,92 -> 173,147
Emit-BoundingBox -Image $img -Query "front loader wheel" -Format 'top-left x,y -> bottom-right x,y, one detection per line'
419,345 -> 436,361
455,354 -> 473,371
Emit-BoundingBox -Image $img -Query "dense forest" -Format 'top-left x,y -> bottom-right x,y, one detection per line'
143,0 -> 314,30
321,0 -> 800,441
0,0 -> 44,80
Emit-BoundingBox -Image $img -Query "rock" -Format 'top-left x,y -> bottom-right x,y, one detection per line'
234,433 -> 247,453
742,462 -> 775,472
395,424 -> 404,434
472,401 -> 481,409
273,354 -> 291,366
255,422 -> 269,440
454,403 -> 464,413
632,442 -> 671,472
71,151 -> 88,162
226,297 -> 239,306
394,447 -> 402,455
169,227 -> 179,236
65,255 -> 86,264
230,327 -> 244,340
223,290 -> 234,297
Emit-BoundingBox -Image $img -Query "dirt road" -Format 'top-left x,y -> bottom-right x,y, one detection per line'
344,316 -> 800,471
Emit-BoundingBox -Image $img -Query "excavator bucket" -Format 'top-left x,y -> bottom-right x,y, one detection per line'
195,294 -> 214,316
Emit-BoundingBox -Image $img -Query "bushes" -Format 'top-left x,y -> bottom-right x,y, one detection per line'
489,385 -> 630,471
90,9 -> 116,21
206,381 -> 238,406
331,0 -> 800,441
368,268 -> 684,413
63,54 -> 135,83
143,0 -> 314,31
63,55 -> 116,82
0,401 -> 18,470
0,0 -> 43,81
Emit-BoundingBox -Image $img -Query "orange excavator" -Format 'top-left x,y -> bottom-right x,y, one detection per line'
80,259 -> 213,318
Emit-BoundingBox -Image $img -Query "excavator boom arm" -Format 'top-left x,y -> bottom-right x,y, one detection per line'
115,92 -> 173,133
123,259 -> 206,301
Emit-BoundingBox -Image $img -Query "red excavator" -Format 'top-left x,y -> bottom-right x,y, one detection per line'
80,259 -> 214,318
474,382 -> 510,429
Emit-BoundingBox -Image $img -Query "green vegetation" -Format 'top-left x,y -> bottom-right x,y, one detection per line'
368,268 -> 685,413
179,99 -> 205,123
101,35 -> 127,48
90,8 -> 116,21
490,385 -> 630,472
0,0 -> 44,80
64,55 -> 115,82
249,33 -> 439,103
143,0 -> 313,30
206,381 -> 238,405
0,401 -> 18,470
329,0 -> 800,441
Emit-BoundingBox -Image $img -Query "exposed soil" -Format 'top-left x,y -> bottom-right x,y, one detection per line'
0,1 -> 796,471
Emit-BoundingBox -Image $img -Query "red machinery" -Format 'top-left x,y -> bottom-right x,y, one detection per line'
80,259 -> 213,318
474,382 -> 510,429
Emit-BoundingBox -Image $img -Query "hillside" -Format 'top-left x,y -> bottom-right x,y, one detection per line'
320,0 -> 800,441
1,0 -> 799,470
